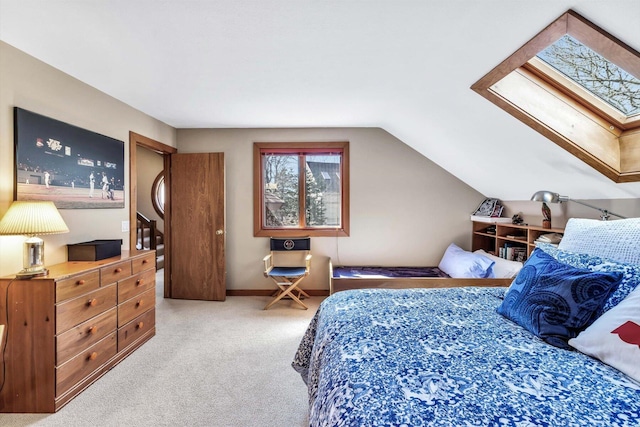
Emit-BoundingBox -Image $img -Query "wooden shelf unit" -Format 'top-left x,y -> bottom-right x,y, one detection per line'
472,221 -> 564,260
0,250 -> 156,413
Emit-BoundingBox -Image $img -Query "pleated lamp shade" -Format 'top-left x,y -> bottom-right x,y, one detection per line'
0,201 -> 69,277
0,201 -> 69,236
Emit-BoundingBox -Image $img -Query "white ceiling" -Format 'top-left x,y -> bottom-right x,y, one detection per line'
1,0 -> 640,201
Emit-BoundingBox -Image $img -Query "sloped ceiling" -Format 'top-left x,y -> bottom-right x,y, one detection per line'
1,0 -> 639,201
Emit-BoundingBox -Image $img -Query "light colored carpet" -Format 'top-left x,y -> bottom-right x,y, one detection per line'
0,271 -> 322,426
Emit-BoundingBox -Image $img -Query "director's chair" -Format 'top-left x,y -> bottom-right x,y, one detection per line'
263,237 -> 311,310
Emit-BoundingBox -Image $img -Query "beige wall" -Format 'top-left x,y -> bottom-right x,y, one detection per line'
177,128 -> 486,291
3,41 -> 636,288
0,41 -> 176,276
136,146 -> 165,232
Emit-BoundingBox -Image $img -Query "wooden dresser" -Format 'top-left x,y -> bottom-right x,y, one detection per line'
0,250 -> 156,413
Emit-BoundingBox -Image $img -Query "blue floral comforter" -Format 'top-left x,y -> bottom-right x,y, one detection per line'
292,287 -> 640,427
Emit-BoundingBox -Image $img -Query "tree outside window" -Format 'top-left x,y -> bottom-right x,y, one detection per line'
536,34 -> 640,117
254,142 -> 349,237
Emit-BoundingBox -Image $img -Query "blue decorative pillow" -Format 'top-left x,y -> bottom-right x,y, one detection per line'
497,249 -> 623,349
537,243 -> 640,315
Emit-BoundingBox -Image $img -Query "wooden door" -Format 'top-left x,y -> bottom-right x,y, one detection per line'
170,153 -> 226,300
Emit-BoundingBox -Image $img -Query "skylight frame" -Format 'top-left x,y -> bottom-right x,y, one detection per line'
471,10 -> 640,183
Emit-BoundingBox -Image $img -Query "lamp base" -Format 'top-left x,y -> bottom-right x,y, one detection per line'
16,267 -> 49,279
20,235 -> 47,279
542,219 -> 552,229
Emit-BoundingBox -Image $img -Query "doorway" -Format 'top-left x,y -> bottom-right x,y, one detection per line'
129,133 -> 226,300
129,132 -> 176,298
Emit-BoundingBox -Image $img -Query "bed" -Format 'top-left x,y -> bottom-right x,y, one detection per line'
329,243 -> 521,294
294,218 -> 640,426
330,262 -> 513,294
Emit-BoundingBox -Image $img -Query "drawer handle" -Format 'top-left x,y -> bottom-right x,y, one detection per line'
88,352 -> 98,361
77,279 -> 86,285
88,326 -> 97,335
136,299 -> 144,308
137,321 -> 144,330
114,267 -> 122,273
136,279 -> 144,286
142,259 -> 149,264
87,298 -> 98,307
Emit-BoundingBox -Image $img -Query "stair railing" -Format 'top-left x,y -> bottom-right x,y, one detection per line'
136,212 -> 163,251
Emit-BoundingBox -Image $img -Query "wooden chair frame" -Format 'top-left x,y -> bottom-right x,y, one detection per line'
263,238 -> 311,310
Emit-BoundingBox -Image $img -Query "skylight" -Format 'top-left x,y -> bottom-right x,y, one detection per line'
471,10 -> 640,183
536,35 -> 640,117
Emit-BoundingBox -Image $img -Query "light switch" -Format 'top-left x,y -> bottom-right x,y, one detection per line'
122,220 -> 130,232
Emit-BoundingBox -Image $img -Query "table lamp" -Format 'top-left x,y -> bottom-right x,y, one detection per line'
531,191 -> 626,221
0,201 -> 69,278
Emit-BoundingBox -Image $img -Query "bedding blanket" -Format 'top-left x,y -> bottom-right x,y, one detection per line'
293,288 -> 640,427
332,266 -> 449,278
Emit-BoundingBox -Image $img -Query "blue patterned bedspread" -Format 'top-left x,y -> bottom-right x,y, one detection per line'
292,287 -> 640,427
333,266 -> 449,278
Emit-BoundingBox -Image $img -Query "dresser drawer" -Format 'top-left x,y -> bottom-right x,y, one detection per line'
56,271 -> 100,303
56,307 -> 117,365
56,332 -> 117,397
118,309 -> 155,352
100,260 -> 132,285
56,284 -> 117,334
118,269 -> 155,303
118,288 -> 155,327
132,252 -> 155,274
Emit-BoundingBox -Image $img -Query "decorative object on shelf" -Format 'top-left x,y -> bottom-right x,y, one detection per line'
0,201 -> 69,278
531,191 -> 626,221
512,213 -> 524,225
541,201 -> 552,229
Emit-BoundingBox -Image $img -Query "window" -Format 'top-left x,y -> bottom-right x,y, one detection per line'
253,142 -> 349,237
534,35 -> 640,119
472,10 -> 640,183
151,171 -> 165,218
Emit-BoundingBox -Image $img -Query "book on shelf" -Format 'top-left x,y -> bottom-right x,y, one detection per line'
535,232 -> 563,244
513,247 -> 527,262
535,241 -> 559,248
500,243 -> 527,262
470,215 -> 512,223
506,234 -> 527,240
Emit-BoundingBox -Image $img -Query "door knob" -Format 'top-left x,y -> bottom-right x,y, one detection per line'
216,229 -> 224,235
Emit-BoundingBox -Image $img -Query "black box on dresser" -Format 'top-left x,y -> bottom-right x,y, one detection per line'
67,239 -> 122,261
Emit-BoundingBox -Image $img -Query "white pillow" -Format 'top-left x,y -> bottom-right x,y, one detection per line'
474,249 -> 523,279
559,218 -> 640,265
438,243 -> 494,279
568,286 -> 640,382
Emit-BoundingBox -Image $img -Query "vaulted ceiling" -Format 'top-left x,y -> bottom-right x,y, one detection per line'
1,0 -> 639,200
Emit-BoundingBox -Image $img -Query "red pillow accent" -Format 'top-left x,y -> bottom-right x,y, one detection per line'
611,321 -> 640,348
